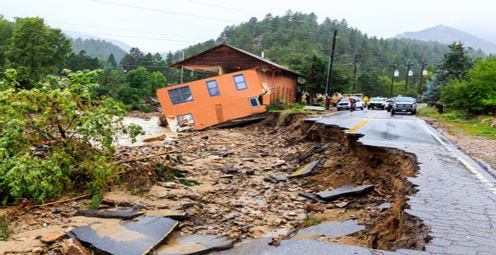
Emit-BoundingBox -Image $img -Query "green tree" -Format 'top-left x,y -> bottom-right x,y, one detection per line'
0,17 -> 14,72
150,71 -> 166,94
120,47 -> 144,71
107,53 -> 117,68
6,18 -> 71,87
441,57 -> 496,113
67,50 -> 101,71
0,69 -> 142,203
358,72 -> 389,97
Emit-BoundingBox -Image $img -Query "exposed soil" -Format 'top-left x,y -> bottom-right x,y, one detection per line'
0,112 -> 430,254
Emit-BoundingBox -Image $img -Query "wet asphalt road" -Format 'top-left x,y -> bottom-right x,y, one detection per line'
307,109 -> 496,255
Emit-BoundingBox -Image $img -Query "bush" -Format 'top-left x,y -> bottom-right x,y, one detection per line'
0,69 -> 143,204
441,57 -> 496,113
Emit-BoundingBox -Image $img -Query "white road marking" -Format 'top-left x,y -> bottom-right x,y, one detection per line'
419,121 -> 496,195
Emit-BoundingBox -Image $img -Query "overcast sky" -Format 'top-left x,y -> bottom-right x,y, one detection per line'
1,0 -> 495,53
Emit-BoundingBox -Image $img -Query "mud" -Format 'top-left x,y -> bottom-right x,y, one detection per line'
0,112 -> 430,254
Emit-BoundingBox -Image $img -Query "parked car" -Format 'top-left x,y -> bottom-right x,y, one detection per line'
391,97 -> 417,115
385,98 -> 395,112
368,97 -> 387,110
336,97 -> 365,111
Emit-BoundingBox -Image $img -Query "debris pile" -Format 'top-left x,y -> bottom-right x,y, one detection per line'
0,112 -> 430,254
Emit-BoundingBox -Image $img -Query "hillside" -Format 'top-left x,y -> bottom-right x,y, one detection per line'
69,37 -> 128,62
396,25 -> 496,54
162,12 -> 486,92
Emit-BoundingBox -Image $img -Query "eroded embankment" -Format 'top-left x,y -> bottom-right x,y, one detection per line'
254,113 -> 431,250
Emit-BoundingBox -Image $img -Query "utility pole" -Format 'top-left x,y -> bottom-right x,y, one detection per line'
324,29 -> 338,110
418,61 -> 427,94
180,50 -> 185,84
389,63 -> 398,98
352,54 -> 360,94
404,61 -> 413,92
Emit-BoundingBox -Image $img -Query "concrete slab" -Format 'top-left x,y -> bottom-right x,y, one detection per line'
293,220 -> 364,239
75,208 -> 145,220
316,185 -> 374,201
157,235 -> 233,255
68,217 -> 179,255
210,238 -> 272,255
290,160 -> 320,178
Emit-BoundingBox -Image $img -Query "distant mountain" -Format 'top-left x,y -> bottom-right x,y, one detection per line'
396,25 -> 496,54
65,33 -> 129,63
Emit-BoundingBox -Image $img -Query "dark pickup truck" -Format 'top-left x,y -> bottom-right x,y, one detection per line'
391,97 -> 417,115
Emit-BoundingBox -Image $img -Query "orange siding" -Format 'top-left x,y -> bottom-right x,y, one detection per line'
156,69 -> 267,130
256,70 -> 297,104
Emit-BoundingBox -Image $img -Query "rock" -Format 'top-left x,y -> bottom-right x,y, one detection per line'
250,226 -> 269,238
268,174 -> 288,182
316,185 -> 374,202
335,202 -> 349,208
245,170 -> 255,175
378,202 -> 392,210
143,134 -> 166,143
305,204 -> 324,212
266,215 -> 282,226
62,238 -> 91,255
40,232 -> 65,244
220,167 -> 239,174
274,160 -> 286,167
133,203 -> 149,210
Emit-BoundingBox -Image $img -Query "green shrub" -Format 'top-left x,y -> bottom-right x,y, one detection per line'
0,69 -> 143,204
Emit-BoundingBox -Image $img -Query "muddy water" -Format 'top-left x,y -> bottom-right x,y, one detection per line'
117,116 -> 173,147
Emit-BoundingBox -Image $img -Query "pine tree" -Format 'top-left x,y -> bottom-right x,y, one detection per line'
422,42 -> 473,102
107,53 -> 117,68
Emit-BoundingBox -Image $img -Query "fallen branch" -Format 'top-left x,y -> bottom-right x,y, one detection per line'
23,194 -> 92,211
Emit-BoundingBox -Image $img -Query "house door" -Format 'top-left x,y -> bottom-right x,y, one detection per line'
215,104 -> 224,123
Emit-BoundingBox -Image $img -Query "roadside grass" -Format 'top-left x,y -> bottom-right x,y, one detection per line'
418,107 -> 496,139
267,102 -> 317,114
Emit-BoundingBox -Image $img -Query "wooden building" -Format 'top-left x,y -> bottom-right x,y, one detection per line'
156,44 -> 300,131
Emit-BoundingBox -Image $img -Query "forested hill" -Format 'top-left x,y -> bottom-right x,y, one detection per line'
70,37 -> 127,62
163,11 -> 485,94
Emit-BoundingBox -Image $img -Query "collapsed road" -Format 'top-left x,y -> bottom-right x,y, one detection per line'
306,110 -> 496,255
2,110 -> 495,255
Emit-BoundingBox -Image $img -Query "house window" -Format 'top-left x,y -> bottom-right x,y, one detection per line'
249,97 -> 260,108
177,113 -> 194,127
206,80 -> 220,96
233,74 -> 247,90
168,86 -> 193,105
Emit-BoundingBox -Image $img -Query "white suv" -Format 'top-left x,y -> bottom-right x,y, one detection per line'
337,97 -> 365,111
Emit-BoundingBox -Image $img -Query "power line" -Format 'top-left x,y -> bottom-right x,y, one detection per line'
92,0 -> 322,36
63,30 -> 202,44
93,0 -> 237,23
2,15 -> 210,41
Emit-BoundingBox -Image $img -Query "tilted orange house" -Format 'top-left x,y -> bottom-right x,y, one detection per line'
156,44 -> 300,131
